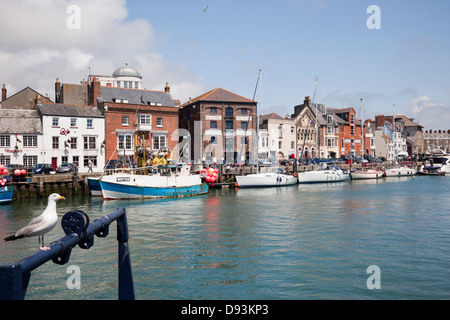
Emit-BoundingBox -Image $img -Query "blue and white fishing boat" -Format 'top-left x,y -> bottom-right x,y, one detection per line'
0,185 -> 13,204
87,177 -> 102,197
99,165 -> 209,200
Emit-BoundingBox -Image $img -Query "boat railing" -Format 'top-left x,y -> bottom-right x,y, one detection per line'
0,208 -> 134,300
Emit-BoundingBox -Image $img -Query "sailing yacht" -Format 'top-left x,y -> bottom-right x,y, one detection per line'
234,70 -> 298,188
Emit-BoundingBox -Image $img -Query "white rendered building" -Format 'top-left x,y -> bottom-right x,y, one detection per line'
35,103 -> 105,173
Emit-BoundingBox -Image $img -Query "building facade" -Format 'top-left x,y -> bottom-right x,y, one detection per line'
259,113 -> 296,161
0,109 -> 43,168
293,97 -> 318,159
423,130 -> 450,153
35,102 -> 105,173
178,88 -> 257,164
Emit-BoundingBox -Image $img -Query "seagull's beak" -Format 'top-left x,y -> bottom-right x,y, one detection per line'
60,196 -> 65,200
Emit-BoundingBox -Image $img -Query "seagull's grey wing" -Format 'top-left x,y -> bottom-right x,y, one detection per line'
15,215 -> 46,237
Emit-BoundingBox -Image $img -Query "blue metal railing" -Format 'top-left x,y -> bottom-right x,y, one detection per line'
0,208 -> 135,300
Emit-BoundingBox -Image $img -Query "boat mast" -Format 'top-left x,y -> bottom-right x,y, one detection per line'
392,104 -> 397,161
360,98 -> 364,158
313,77 -> 318,158
257,69 -> 262,165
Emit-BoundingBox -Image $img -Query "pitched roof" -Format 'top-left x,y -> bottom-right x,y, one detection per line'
36,103 -> 104,118
100,86 -> 175,107
327,107 -> 355,114
0,109 -> 42,134
259,113 -> 285,121
180,88 -> 256,107
1,86 -> 52,104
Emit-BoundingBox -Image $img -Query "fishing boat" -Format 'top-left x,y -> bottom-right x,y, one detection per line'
87,177 -> 102,196
235,168 -> 298,188
99,165 -> 209,200
350,169 -> 383,179
0,186 -> 13,204
298,166 -> 349,184
0,184 -> 13,204
0,168 -> 12,204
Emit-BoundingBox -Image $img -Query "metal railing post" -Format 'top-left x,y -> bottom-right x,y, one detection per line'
117,211 -> 135,300
0,208 -> 135,300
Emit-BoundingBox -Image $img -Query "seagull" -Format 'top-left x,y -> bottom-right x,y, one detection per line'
4,193 -> 65,251
204,5 -> 209,12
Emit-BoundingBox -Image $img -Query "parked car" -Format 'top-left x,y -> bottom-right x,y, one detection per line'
56,163 -> 77,174
32,163 -> 54,174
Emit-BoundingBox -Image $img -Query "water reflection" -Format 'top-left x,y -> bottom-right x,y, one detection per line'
0,176 -> 449,299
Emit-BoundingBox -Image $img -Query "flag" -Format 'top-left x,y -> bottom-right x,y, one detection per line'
15,134 -> 21,143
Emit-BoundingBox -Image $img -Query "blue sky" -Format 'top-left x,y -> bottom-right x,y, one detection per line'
125,0 -> 450,128
1,0 -> 449,130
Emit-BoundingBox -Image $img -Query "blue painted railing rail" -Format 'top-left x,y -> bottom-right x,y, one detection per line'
0,208 -> 135,300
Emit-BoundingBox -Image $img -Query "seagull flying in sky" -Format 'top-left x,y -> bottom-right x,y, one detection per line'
204,5 -> 209,12
4,193 -> 65,251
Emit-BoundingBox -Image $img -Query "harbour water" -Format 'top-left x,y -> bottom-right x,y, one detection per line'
0,175 -> 449,300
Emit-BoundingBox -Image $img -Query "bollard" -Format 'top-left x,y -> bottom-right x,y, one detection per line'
0,208 -> 134,300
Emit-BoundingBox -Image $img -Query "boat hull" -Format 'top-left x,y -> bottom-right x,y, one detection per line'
384,167 -> 417,177
0,186 -> 13,204
100,173 -> 209,200
235,173 -> 298,188
350,171 -> 383,179
87,177 -> 102,196
298,170 -> 349,184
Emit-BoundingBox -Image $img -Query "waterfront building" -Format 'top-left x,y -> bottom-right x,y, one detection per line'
35,100 -> 105,173
373,115 -> 423,159
293,96 -> 320,159
318,110 -> 345,159
328,107 -> 364,158
95,79 -> 178,164
0,109 -> 43,167
423,129 -> 450,153
56,65 -> 179,165
393,115 -> 424,155
178,88 -> 257,164
258,113 -> 296,161
363,119 -> 377,157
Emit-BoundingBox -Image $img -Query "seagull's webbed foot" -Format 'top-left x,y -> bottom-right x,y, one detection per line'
40,246 -> 51,251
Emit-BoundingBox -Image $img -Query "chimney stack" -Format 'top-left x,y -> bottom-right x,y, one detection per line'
55,78 -> 61,103
35,94 -> 43,107
304,96 -> 311,107
89,77 -> 101,107
2,84 -> 6,102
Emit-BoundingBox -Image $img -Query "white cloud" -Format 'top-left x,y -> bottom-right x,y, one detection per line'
406,96 -> 450,130
410,96 -> 446,113
0,0 -> 207,103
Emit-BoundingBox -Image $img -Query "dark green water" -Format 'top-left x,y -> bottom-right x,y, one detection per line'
1,175 -> 449,300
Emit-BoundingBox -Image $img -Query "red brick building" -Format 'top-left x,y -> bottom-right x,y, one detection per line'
328,107 -> 365,157
58,75 -> 179,166
178,88 -> 257,164
94,80 -> 179,164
